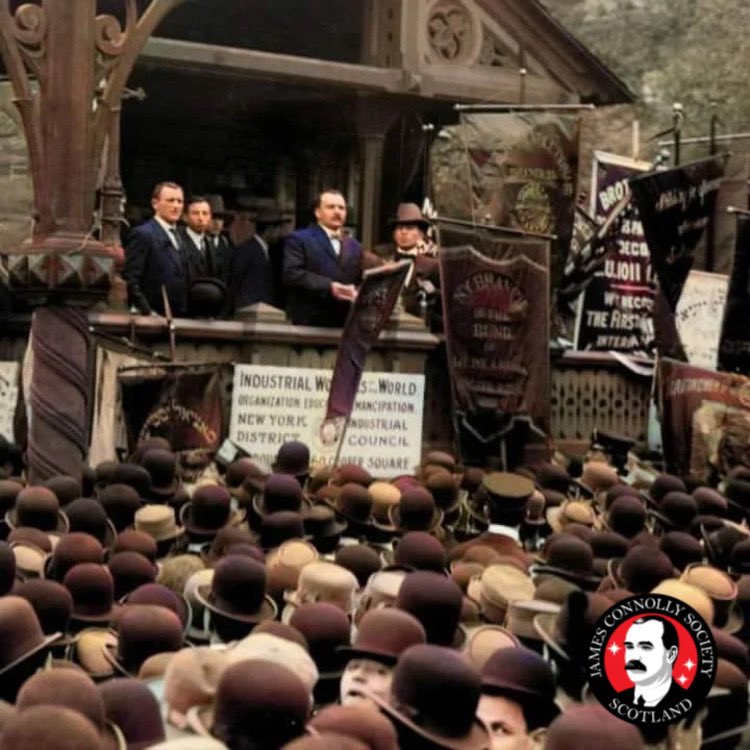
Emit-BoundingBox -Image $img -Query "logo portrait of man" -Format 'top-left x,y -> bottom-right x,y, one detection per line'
619,616 -> 684,708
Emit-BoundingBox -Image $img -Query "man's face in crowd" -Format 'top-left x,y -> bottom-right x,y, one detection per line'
152,186 -> 184,224
186,201 -> 212,234
624,619 -> 677,685
393,223 -> 423,251
210,216 -> 225,236
339,658 -> 392,707
315,192 -> 347,232
477,694 -> 528,749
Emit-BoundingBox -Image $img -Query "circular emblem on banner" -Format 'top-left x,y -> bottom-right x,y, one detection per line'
515,182 -> 553,233
587,594 -> 716,726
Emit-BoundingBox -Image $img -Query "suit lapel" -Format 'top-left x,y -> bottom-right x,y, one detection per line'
312,224 -> 338,263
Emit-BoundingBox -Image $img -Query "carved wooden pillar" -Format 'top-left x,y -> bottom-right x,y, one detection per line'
355,96 -> 400,249
0,0 -> 185,482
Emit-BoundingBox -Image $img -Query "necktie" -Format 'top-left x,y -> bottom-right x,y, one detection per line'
330,236 -> 341,257
168,228 -> 180,251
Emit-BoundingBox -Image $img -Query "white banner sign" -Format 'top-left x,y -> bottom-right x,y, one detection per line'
230,365 -> 425,477
0,362 -> 19,442
675,270 -> 728,370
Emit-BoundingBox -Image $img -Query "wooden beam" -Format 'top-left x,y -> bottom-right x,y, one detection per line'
140,36 -> 572,104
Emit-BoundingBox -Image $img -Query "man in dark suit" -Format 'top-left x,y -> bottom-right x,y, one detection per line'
123,182 -> 191,317
618,616 -> 685,707
228,209 -> 287,312
205,194 -> 234,285
181,195 -> 215,280
282,189 -> 361,327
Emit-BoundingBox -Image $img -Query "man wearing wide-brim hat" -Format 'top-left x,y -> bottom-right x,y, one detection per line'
385,203 -> 440,321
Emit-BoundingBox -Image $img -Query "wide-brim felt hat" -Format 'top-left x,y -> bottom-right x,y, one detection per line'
70,600 -> 123,628
533,611 -> 571,663
387,202 -> 431,231
0,629 -> 63,678
194,583 -> 277,626
531,563 -> 601,591
365,688 -> 489,750
179,501 -> 246,541
149,475 -> 182,500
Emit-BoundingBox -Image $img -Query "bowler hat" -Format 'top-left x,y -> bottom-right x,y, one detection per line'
367,643 -> 489,750
656,490 -> 698,530
113,529 -> 158,562
110,463 -> 153,498
366,482 -> 400,525
589,531 -> 629,575
389,486 -> 442,534
335,544 -> 382,587
181,484 -> 242,540
226,457 -> 267,492
425,470 -> 460,515
388,202 -> 430,231
393,531 -> 446,572
579,461 -> 618,495
0,479 -> 22,537
703,520 -> 750,569
604,494 -> 646,538
545,704 -> 644,750
196,554 -> 276,641
64,498 -> 117,548
659,530 -> 703,571
0,596 -> 62,702
141,448 -> 181,499
100,484 -> 143,532
535,462 -> 571,494
649,473 -> 686,504
15,668 -> 126,750
201,526 -> 264,567
125,582 -> 190,632
43,531 -> 104,581
308,706 -> 398,750
603,484 -> 639,510
481,646 -> 559,730
288,601 -> 351,676
339,607 -> 425,667
396,570 -> 464,647
255,473 -> 304,516
259,510 -> 306,550
131,436 -> 172,464
13,578 -> 73,637
44,475 -> 82,506
105,604 -> 183,676
609,545 -> 675,593
108,551 -> 158,599
99,677 -> 166,750
0,705 -> 105,750
7,486 -> 68,534
332,464 -> 373,488
188,659 -> 310,748
533,535 -> 600,589
64,563 -> 121,627
693,487 -> 728,516
189,278 -> 228,319
302,505 -> 347,553
274,441 -> 311,480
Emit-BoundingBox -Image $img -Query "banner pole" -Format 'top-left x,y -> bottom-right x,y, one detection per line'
332,417 -> 351,470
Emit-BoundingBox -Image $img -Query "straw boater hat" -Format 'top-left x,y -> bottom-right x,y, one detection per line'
681,563 -> 743,633
460,625 -> 519,671
282,561 -> 359,622
133,505 -> 185,558
468,562 -> 535,625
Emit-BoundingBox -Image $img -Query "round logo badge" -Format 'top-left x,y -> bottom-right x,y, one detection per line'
587,594 -> 716,726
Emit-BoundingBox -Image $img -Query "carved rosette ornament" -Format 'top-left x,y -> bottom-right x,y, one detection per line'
425,0 -> 482,66
0,0 -> 185,481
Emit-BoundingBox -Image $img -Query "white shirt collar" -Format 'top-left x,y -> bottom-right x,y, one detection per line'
186,227 -> 205,247
256,234 -> 268,253
634,676 -> 672,707
487,524 -> 520,542
319,223 -> 342,240
154,215 -> 179,248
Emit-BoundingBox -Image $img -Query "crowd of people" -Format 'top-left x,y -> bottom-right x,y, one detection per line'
121,184 -> 441,328
0,432 -> 748,749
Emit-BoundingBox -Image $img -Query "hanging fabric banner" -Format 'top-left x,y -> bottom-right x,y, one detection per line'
629,155 -> 727,359
657,357 -> 750,480
430,113 -> 579,301
718,211 -> 750,374
436,219 -> 550,466
320,261 -> 411,442
118,363 -> 229,476
573,151 -> 654,353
